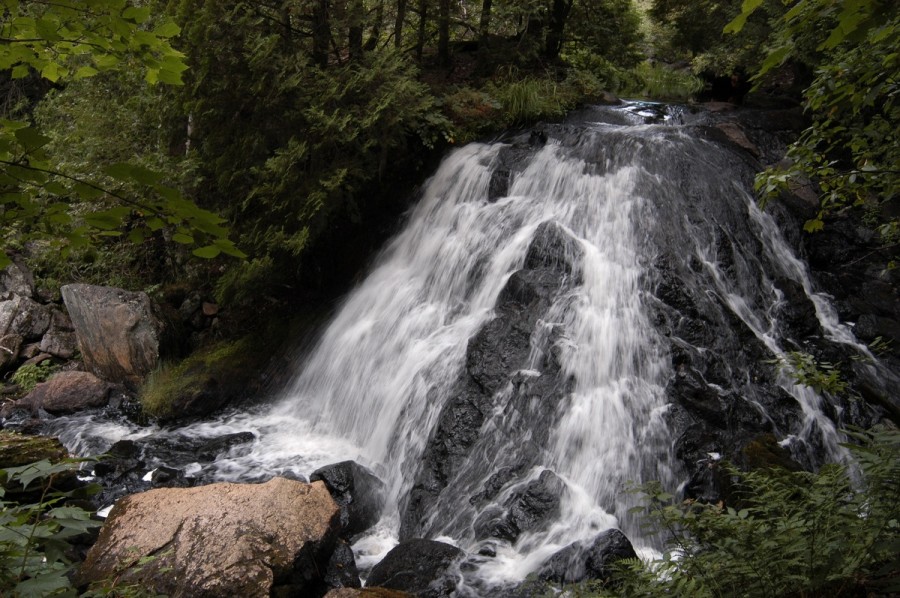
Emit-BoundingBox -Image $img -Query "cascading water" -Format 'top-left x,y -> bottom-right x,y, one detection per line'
49,102 -> 886,593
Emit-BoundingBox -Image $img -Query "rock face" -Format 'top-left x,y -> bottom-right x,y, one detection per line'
474,470 -> 566,542
0,259 -> 34,300
78,478 -> 341,597
365,539 -> 463,598
401,222 -> 581,539
311,461 -> 386,539
538,529 -> 637,584
61,284 -> 170,387
18,371 -> 114,415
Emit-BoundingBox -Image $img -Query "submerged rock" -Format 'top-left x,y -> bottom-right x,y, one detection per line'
365,539 -> 463,598
78,478 -> 341,597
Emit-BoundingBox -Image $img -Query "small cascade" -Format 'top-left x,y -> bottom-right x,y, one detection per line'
48,102 -> 885,593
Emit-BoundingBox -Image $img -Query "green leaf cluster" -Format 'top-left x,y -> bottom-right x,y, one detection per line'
0,458 -> 101,597
728,0 -> 898,248
607,427 -> 900,597
1,0 -> 242,270
10,361 -> 58,393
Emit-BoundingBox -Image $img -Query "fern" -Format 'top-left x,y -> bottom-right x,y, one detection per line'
608,427 -> 900,598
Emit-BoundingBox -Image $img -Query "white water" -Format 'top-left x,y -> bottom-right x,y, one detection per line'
48,104 -> 872,591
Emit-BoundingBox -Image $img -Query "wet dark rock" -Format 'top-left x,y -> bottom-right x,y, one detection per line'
528,130 -> 548,147
91,432 -> 256,506
150,465 -> 191,487
197,431 -> 256,462
488,145 -> 533,202
505,470 -> 565,538
401,221 -> 578,539
523,221 -> 584,277
474,470 -> 566,543
470,467 -> 518,505
366,539 -> 463,598
538,529 -> 637,585
668,366 -> 726,428
773,277 -> 820,341
324,539 -> 361,590
310,460 -> 386,539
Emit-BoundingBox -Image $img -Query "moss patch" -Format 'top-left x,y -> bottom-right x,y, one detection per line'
0,431 -> 68,469
140,336 -> 261,420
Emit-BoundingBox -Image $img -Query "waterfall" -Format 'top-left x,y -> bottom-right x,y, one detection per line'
49,102 -> 876,591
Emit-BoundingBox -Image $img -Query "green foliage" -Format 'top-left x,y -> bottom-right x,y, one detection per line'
0,0 -> 242,269
487,76 -> 565,124
10,362 -> 58,393
610,427 -> 900,597
567,0 -> 646,68
731,1 -> 898,247
165,1 -> 450,301
441,87 -> 505,143
649,0 -> 781,77
620,61 -> 705,101
772,351 -> 849,396
0,458 -> 101,597
213,256 -> 277,306
139,338 -> 247,418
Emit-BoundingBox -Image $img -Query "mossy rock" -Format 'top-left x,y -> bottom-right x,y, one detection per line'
0,431 -> 67,469
741,434 -> 802,472
139,335 -> 270,421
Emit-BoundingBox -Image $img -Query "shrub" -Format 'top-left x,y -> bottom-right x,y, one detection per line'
0,459 -> 101,597
608,427 -> 900,597
10,362 -> 58,393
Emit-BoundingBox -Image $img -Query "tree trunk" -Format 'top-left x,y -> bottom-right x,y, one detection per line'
544,0 -> 572,61
348,0 -> 364,60
312,0 -> 330,68
479,0 -> 493,42
394,0 -> 408,48
438,0 -> 450,66
415,0 -> 428,61
366,0 -> 385,50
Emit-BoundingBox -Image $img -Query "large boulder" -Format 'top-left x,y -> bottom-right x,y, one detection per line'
365,539 -> 463,598
77,478 -> 342,597
311,461 -> 386,539
61,284 -> 171,386
537,528 -> 637,585
16,371 -> 114,415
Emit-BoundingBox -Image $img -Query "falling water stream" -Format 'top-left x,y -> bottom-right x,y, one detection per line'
50,102 -> 879,593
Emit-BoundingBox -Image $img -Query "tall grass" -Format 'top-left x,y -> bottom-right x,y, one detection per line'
621,61 -> 704,101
